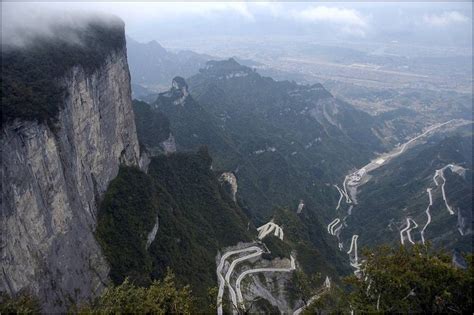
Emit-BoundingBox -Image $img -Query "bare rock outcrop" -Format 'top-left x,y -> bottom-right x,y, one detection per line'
1,44 -> 141,311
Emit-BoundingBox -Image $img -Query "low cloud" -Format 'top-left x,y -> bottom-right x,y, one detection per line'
1,3 -> 122,49
422,11 -> 469,27
291,6 -> 369,37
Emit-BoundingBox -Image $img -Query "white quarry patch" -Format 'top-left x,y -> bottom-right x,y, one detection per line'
219,172 -> 238,202
457,210 -> 467,236
146,216 -> 159,249
304,137 -> 321,149
322,102 -> 339,128
171,80 -> 189,106
297,200 -> 305,214
217,71 -> 250,80
257,221 -> 284,241
172,91 -> 188,106
160,133 -> 176,154
347,168 -> 366,187
347,205 -> 353,215
374,158 -> 385,165
226,71 -> 249,79
450,164 -> 467,176
325,276 -> 331,289
253,146 -> 276,155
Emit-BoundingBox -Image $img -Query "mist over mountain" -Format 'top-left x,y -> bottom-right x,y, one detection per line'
126,36 -> 212,93
1,2 -> 472,314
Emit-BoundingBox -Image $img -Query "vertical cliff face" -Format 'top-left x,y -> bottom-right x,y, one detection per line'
0,33 -> 141,311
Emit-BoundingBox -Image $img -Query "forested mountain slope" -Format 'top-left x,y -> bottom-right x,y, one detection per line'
147,59 -> 388,223
344,132 -> 473,252
96,150 -> 253,310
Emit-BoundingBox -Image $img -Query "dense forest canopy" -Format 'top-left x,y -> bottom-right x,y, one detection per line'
1,17 -> 125,127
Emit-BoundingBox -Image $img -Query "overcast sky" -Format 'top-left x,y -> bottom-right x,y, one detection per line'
2,2 -> 472,48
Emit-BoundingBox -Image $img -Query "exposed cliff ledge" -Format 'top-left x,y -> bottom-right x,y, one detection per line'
0,39 -> 141,311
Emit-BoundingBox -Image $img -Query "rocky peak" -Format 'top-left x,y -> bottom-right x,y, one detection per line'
201,58 -> 253,79
172,76 -> 188,93
170,76 -> 189,105
147,40 -> 167,52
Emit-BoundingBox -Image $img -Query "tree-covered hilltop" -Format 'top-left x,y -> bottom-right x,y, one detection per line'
132,100 -> 171,154
308,245 -> 473,314
1,17 -> 126,127
95,149 -> 252,310
77,270 -> 196,314
152,77 -> 243,169
153,59 -> 388,223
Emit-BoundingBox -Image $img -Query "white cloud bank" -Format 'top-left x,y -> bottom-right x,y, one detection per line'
291,6 -> 369,37
423,11 -> 469,27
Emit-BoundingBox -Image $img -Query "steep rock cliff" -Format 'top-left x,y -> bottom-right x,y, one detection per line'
0,22 -> 141,311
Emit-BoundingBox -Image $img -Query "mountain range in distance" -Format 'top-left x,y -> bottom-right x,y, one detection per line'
1,15 -> 472,314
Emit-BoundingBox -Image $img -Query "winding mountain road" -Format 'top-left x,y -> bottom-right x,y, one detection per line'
257,221 -> 284,240
327,120 -> 462,273
334,184 -> 345,210
400,218 -> 418,245
433,165 -> 455,215
406,218 -> 418,244
217,246 -> 262,315
420,188 -> 433,245
327,218 -> 341,235
389,120 -> 455,159
235,256 -> 296,310
347,235 -> 361,275
225,250 -> 264,311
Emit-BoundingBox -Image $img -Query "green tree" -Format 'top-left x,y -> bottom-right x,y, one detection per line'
77,269 -> 195,314
305,286 -> 349,314
341,245 -> 472,313
0,291 -> 41,314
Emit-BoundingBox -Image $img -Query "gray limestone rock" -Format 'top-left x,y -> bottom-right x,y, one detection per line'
1,46 -> 142,312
